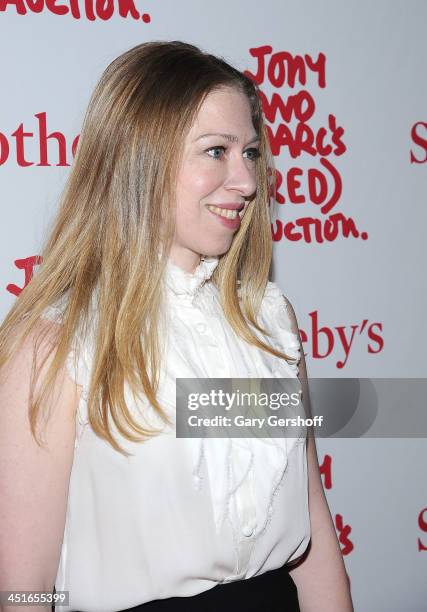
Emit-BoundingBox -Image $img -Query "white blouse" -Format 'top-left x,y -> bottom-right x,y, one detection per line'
40,255 -> 311,612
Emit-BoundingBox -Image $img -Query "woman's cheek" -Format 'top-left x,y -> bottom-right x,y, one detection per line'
193,174 -> 211,193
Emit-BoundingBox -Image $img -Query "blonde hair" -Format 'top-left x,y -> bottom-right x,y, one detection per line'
0,40 -> 297,456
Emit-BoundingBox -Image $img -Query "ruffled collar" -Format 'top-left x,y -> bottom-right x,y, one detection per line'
165,255 -> 219,297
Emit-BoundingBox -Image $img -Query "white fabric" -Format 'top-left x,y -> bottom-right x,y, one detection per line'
40,256 -> 311,612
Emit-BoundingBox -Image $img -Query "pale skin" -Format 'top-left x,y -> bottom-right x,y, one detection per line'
0,320 -> 81,612
169,86 -> 258,272
171,85 -> 354,610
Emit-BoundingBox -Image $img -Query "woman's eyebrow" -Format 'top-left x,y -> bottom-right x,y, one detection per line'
194,133 -> 260,145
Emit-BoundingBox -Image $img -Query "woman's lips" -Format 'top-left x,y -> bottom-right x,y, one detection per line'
206,206 -> 242,230
206,202 -> 245,211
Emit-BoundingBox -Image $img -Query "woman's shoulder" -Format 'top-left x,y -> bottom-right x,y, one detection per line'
38,292 -> 93,400
236,279 -> 289,303
260,280 -> 294,318
39,293 -> 69,324
258,280 -> 301,350
236,279 -> 301,349
262,280 -> 288,304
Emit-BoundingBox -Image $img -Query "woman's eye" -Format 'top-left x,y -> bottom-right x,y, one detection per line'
205,146 -> 260,162
206,146 -> 226,160
244,148 -> 261,162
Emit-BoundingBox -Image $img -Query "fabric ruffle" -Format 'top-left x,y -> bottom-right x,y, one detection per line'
189,279 -> 305,538
190,432 -> 300,538
255,281 -> 301,375
164,255 -> 219,297
39,296 -> 91,438
40,271 -> 306,540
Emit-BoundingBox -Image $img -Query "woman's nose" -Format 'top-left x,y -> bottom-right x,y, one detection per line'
223,155 -> 257,198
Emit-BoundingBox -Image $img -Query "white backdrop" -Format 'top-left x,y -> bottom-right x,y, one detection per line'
1,1 -> 426,610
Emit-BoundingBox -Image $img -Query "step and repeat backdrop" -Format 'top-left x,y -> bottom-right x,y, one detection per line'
1,1 -> 426,610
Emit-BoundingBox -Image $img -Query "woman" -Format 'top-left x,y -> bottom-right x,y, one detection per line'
0,41 -> 353,611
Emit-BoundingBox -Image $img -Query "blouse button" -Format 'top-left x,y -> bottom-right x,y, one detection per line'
195,322 -> 207,334
242,523 -> 255,537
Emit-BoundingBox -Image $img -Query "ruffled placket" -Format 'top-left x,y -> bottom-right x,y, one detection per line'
163,256 -> 302,577
164,255 -> 220,302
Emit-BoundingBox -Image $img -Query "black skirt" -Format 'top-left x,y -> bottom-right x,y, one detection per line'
116,563 -> 300,612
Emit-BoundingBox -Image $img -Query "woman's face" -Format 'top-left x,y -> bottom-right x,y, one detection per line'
170,86 -> 259,272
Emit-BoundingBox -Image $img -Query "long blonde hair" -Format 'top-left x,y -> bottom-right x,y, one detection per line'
0,40 -> 297,456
